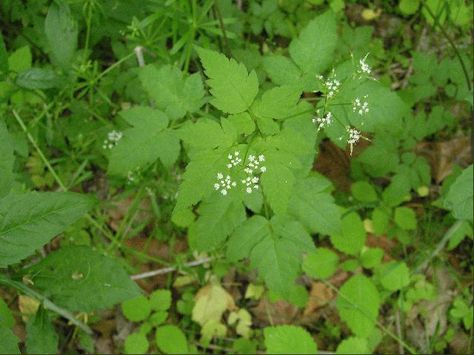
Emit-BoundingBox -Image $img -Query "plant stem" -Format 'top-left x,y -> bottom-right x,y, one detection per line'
130,257 -> 213,280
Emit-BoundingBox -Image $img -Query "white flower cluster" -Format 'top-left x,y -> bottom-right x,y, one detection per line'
325,78 -> 341,98
242,154 -> 266,194
347,127 -> 361,156
214,173 -> 237,196
312,111 -> 333,131
353,95 -> 369,116
358,54 -> 372,75
227,151 -> 242,169
102,130 -> 123,149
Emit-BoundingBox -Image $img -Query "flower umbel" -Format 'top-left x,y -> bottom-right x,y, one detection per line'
358,53 -> 372,75
242,154 -> 266,193
325,77 -> 341,98
352,95 -> 369,116
102,130 -> 123,149
214,173 -> 237,196
312,111 -> 333,131
227,151 -> 242,169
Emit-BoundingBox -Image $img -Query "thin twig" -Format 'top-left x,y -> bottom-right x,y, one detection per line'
134,46 -> 146,67
130,257 -> 213,280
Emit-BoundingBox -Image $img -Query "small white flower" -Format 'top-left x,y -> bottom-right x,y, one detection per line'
352,95 -> 369,116
103,130 -> 123,149
214,183 -> 220,190
358,53 -> 372,75
221,189 -> 228,196
227,151 -> 242,169
248,155 -> 255,162
246,187 -> 252,194
325,77 -> 341,98
312,111 -> 333,131
346,126 -> 366,156
217,172 -> 224,179
258,154 -> 265,162
214,172 -> 236,196
260,166 -> 267,173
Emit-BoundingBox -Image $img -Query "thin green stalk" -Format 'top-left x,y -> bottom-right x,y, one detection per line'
0,274 -> 93,334
322,280 -> 417,354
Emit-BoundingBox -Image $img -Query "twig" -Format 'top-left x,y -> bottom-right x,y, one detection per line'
396,309 -> 404,355
130,257 -> 212,280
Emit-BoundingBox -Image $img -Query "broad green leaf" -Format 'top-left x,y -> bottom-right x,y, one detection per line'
227,113 -> 255,136
150,289 -> 172,311
336,274 -> 380,337
197,48 -> 259,114
121,296 -> 151,322
155,325 -> 188,354
394,207 -> 417,230
26,308 -> 58,354
289,11 -> 337,75
360,248 -> 384,269
189,194 -> 246,251
16,68 -> 63,89
289,176 -> 342,235
0,192 -> 95,267
124,333 -> 149,354
444,165 -> 473,221
372,208 -> 390,235
303,248 -> 339,279
0,325 -> 19,354
24,246 -> 140,312
139,65 -> 205,120
378,261 -> 410,291
233,338 -> 257,354
229,216 -> 315,298
264,325 -> 317,354
351,181 -> 377,202
8,46 -> 31,73
44,0 -> 78,69
0,298 -> 14,328
330,212 -> 366,256
382,174 -> 411,207
0,121 -> 14,198
336,337 -> 369,354
252,85 -> 302,121
262,55 -> 302,87
108,107 -> 180,175
179,118 -> 234,151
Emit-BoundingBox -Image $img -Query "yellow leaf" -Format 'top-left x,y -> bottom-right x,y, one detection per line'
192,283 -> 235,326
244,283 -> 264,300
362,8 -> 381,21
18,295 -> 40,321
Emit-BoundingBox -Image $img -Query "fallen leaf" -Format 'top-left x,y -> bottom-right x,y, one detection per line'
192,282 -> 236,327
303,282 -> 335,316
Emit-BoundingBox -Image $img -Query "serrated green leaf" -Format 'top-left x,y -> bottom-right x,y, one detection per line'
289,175 -> 341,235
197,48 -> 258,114
330,212 -> 366,256
378,261 -> 410,291
360,248 -> 384,269
139,65 -> 205,120
44,0 -> 78,69
124,333 -> 149,354
382,174 -> 411,207
155,325 -> 188,354
0,192 -> 95,267
289,11 -> 337,75
227,113 -> 256,136
25,246 -> 140,312
303,248 -> 339,279
179,118 -> 234,151
252,85 -> 302,120
444,165 -> 473,221
262,55 -> 302,87
26,308 -> 58,354
372,208 -> 390,236
189,194 -> 246,251
336,337 -> 369,354
121,296 -> 151,322
229,216 -> 315,298
264,325 -> 317,354
0,121 -> 14,198
8,46 -> 31,73
336,274 -> 380,337
108,107 -> 180,175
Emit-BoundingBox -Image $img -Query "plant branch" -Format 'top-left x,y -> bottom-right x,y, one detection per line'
130,257 -> 213,280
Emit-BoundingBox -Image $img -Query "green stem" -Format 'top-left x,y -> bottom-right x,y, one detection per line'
0,274 -> 93,335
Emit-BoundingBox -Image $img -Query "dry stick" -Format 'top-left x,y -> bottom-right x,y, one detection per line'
134,46 -> 146,67
130,257 -> 213,280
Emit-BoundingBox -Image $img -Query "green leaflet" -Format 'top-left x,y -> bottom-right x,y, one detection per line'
0,33 -> 8,79
155,325 -> 189,354
336,337 -> 370,354
15,68 -> 64,90
303,248 -> 339,280
178,118 -> 234,152
336,274 -> 380,338
0,192 -> 95,267
197,47 -> 259,114
330,212 -> 366,256
139,64 -> 205,120
377,261 -> 411,291
108,106 -> 180,175
0,325 -> 19,354
264,325 -> 317,354
26,308 -> 58,354
444,165 -> 473,221
189,194 -> 246,251
227,216 -> 315,299
263,11 -> 337,90
44,0 -> 78,69
289,175 -> 342,235
252,85 -> 302,121
0,121 -> 14,198
24,246 -> 140,312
